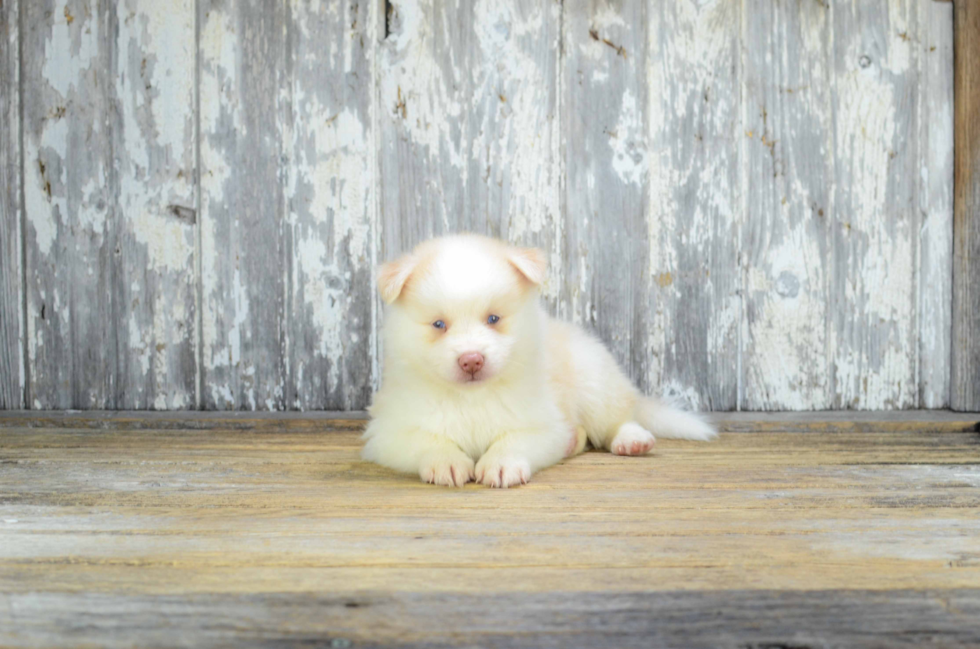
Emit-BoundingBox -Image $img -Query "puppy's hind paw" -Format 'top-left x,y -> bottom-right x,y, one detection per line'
610,422 -> 656,456
475,456 -> 532,489
419,454 -> 475,487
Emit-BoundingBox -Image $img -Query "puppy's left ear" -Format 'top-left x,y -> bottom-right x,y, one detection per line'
507,247 -> 547,286
378,254 -> 417,303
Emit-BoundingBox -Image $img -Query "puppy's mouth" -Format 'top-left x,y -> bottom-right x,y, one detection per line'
457,370 -> 490,384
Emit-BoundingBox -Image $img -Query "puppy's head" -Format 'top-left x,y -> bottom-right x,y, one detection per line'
378,235 -> 546,386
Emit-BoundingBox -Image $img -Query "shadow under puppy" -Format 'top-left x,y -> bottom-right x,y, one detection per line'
362,235 -> 716,488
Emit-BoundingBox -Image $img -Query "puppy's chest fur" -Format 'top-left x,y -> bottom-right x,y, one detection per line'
376,371 -> 564,460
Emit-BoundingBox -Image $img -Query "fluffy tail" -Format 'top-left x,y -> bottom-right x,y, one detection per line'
634,397 -> 717,441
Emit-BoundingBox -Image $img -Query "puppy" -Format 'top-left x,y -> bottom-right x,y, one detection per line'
362,235 -> 716,488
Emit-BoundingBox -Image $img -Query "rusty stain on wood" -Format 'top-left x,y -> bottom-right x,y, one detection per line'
588,27 -> 627,59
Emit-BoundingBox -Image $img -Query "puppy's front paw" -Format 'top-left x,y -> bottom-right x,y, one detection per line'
419,453 -> 475,487
610,422 -> 656,456
476,455 -> 531,489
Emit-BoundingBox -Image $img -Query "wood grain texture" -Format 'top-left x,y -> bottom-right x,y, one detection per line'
20,1 -> 196,410
561,0 -> 648,387
199,0 -> 378,410
646,0 -> 740,410
198,1 -> 287,410
378,0 -> 563,308
919,0 -> 954,408
952,0 -> 980,411
2,590 -> 979,649
830,0 -> 920,409
112,0 -> 197,408
0,0 -> 23,409
282,0 -> 376,409
740,0 -> 833,410
0,1 -> 962,412
22,0 -> 117,408
1,419 -> 979,646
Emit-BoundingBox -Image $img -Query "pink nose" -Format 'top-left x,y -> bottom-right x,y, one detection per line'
458,352 -> 485,375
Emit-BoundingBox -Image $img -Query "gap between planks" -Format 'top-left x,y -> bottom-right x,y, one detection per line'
0,410 -> 977,433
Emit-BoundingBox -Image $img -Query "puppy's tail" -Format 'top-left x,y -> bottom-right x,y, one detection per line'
634,397 -> 717,441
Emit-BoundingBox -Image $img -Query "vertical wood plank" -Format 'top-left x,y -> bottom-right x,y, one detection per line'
830,0 -> 918,409
199,1 -> 286,410
645,1 -> 740,410
918,0 -> 954,408
740,0 -> 833,410
951,0 -> 980,411
378,0 -> 562,307
0,0 -> 23,409
283,1 -> 377,409
112,0 -> 197,408
22,0 -> 197,410
23,0 -> 115,409
562,0 -> 648,385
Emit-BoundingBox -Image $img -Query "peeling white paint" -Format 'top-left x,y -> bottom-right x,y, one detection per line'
12,0 -> 954,412
609,88 -> 647,186
834,32 -> 915,409
293,236 -> 345,387
382,0 -> 464,167
287,0 -> 377,408
473,1 -> 560,256
917,0 -> 954,408
41,1 -> 99,99
25,142 -> 58,256
129,313 -> 149,376
198,4 -> 238,391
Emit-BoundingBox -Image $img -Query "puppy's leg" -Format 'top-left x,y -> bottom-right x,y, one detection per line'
558,319 -> 716,452
362,428 -> 474,487
567,425 -> 588,457
475,428 -> 567,488
417,442 -> 476,487
591,399 -> 716,454
579,382 -> 715,453
609,421 -> 656,456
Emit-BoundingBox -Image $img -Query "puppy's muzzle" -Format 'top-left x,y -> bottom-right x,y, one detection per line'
458,352 -> 485,376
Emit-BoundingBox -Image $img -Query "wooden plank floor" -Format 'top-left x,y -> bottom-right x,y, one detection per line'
1,413 -> 979,648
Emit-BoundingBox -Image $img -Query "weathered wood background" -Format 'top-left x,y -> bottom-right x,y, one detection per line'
0,0 -> 958,411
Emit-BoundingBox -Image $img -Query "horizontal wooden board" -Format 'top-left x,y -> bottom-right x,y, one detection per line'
2,589 -> 979,649
1,421 -> 979,646
2,419 -> 980,645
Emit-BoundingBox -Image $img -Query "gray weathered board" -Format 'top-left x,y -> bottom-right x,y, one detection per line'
0,0 -> 958,411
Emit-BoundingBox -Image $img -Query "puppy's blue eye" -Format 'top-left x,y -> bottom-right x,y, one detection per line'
432,320 -> 446,330
487,314 -> 500,325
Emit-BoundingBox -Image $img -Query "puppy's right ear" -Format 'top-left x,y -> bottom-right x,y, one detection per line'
507,246 -> 547,286
378,254 -> 417,304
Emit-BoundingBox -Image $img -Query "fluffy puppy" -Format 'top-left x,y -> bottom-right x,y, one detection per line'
362,235 -> 716,488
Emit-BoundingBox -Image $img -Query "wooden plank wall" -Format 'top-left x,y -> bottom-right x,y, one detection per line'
952,0 -> 980,411
0,0 -> 958,412
0,0 -> 22,409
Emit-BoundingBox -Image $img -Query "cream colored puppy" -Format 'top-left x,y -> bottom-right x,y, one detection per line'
362,235 -> 716,488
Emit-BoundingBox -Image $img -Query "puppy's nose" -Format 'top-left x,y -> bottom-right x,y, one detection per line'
458,352 -> 485,375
